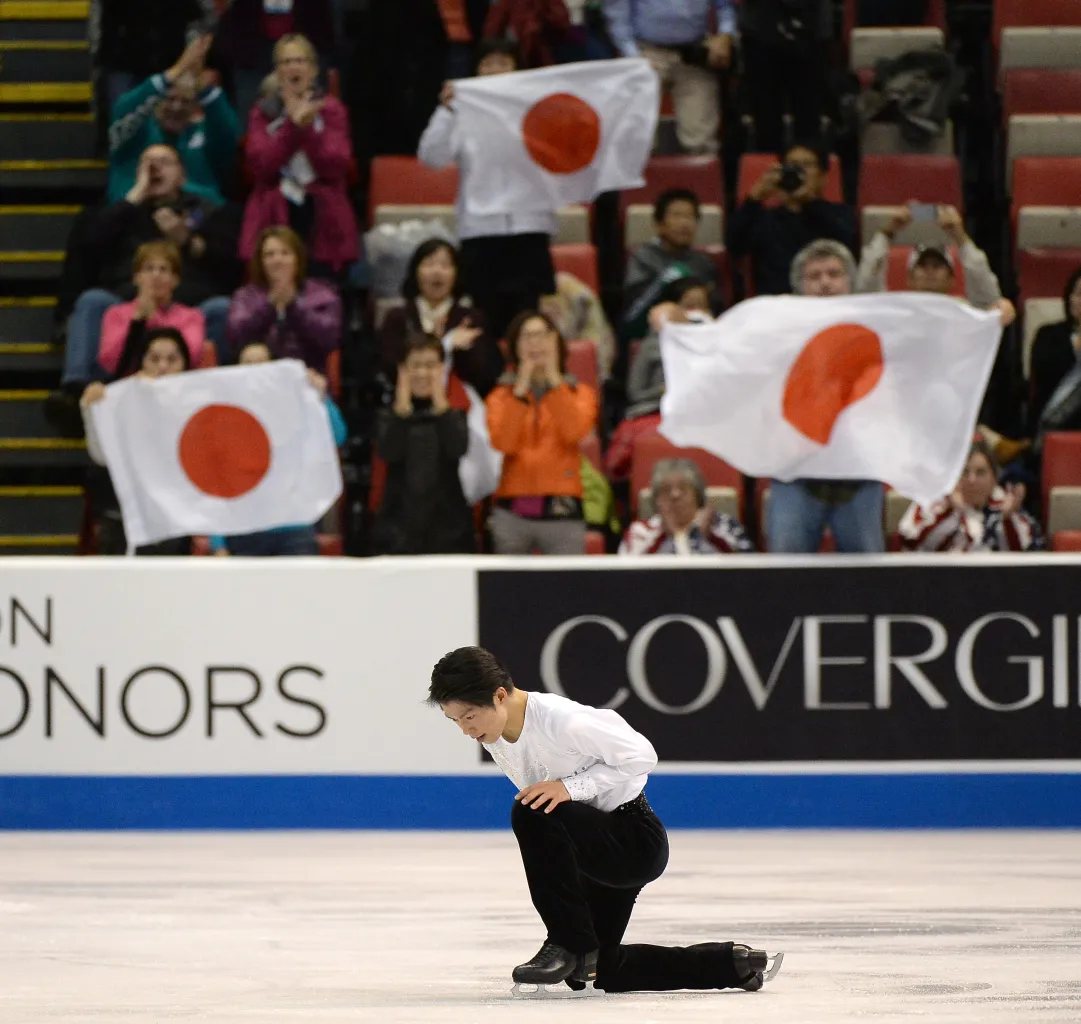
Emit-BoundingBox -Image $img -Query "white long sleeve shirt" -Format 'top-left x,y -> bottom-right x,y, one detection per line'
484,691 -> 657,811
416,105 -> 558,241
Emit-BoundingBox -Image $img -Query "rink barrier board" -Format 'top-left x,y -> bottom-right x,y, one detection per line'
4,773 -> 1081,829
2,556 -> 1081,829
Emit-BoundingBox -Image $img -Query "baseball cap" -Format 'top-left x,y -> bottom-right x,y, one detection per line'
908,244 -> 956,272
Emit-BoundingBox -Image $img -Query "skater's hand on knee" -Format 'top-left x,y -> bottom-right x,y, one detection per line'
516,781 -> 570,813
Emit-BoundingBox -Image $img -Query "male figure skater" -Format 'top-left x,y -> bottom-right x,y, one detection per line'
428,646 -> 783,994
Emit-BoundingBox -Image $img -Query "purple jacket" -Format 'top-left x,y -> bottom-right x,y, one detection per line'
226,279 -> 342,371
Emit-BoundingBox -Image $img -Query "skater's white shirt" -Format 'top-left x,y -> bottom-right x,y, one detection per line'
483,691 -> 657,812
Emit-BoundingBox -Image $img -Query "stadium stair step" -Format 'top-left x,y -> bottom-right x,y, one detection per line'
0,204 -> 80,281
0,485 -> 83,552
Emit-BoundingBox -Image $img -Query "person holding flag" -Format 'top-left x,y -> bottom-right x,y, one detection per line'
419,39 -> 559,342
418,38 -> 657,340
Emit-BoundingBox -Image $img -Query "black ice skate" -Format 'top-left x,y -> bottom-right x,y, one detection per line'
733,944 -> 784,991
511,941 -> 598,998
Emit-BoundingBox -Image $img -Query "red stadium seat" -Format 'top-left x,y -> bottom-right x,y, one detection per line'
858,154 -> 962,210
585,530 -> 607,555
994,0 -> 1081,57
198,344 -> 219,369
1041,432 -> 1081,522
1003,70 -> 1081,126
629,431 -> 744,519
579,432 -> 602,472
842,0 -> 945,41
325,349 -> 341,399
737,153 -> 844,206
368,156 -> 459,221
886,245 -> 966,295
566,339 -> 599,391
1011,158 -> 1081,230
551,243 -> 599,291
618,155 -> 723,217
1051,529 -> 1081,551
1018,248 -> 1081,301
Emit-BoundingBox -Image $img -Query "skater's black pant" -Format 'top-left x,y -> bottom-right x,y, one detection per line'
741,37 -> 829,152
510,794 -> 749,992
459,233 -> 556,343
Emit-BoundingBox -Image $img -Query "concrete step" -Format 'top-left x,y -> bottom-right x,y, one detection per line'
0,204 -> 79,281
0,389 -> 52,437
0,114 -> 97,161
0,436 -> 87,466
0,485 -> 83,536
1,158 -> 106,190
0,41 -> 91,85
0,296 -> 57,343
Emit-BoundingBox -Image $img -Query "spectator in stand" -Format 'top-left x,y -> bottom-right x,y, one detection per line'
623,188 -> 718,340
620,457 -> 752,555
602,0 -> 733,154
419,39 -> 558,342
241,33 -> 357,280
372,335 -> 478,556
856,205 -> 1004,310
486,311 -> 598,554
209,339 -> 346,556
48,145 -> 239,417
1029,267 -> 1081,436
727,142 -> 856,296
219,0 -> 338,123
484,0 -> 571,68
379,239 -> 502,396
79,327 -> 194,556
899,437 -> 1043,552
738,0 -> 832,152
856,208 -> 1024,464
107,34 -> 241,205
93,0 -> 218,114
767,240 -> 885,553
227,226 -> 341,371
98,241 -> 205,381
539,270 -> 616,379
626,277 -> 712,419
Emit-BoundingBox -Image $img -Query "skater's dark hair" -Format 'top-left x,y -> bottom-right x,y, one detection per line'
428,646 -> 515,707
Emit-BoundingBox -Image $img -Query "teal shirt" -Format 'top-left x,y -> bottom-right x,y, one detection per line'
107,74 -> 241,205
209,396 -> 348,552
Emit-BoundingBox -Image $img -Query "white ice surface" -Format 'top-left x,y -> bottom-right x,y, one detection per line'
2,830 -> 1080,1023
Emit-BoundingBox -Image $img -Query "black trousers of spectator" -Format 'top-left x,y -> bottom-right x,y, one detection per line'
459,233 -> 556,342
510,795 -> 748,992
741,37 -> 830,153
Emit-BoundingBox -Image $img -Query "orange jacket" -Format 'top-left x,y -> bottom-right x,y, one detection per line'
486,378 -> 598,498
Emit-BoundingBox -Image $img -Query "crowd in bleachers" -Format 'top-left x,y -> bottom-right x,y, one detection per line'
54,0 -> 1081,556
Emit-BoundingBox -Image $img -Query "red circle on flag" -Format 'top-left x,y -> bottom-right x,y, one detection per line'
783,324 -> 884,445
178,404 -> 271,498
522,93 -> 601,175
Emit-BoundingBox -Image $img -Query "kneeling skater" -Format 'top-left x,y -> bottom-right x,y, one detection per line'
428,646 -> 783,995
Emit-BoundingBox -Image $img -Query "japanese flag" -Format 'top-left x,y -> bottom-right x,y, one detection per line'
659,293 -> 1003,506
90,360 -> 343,548
453,58 -> 659,216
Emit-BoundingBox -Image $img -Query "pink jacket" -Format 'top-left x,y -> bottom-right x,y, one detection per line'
240,95 -> 358,271
98,301 -> 205,375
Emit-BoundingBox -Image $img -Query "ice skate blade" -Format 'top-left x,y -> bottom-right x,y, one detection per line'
763,951 -> 784,984
511,980 -> 597,999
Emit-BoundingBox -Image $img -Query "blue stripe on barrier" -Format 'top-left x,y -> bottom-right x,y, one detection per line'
2,773 -> 1081,830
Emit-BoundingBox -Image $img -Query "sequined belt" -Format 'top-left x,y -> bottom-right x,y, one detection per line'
614,792 -> 651,815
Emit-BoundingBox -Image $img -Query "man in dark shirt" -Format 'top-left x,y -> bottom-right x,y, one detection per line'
727,142 -> 856,296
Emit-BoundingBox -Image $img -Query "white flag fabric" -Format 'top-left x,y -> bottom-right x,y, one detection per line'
659,293 -> 1003,506
91,360 -> 343,547
457,380 -> 503,505
453,58 -> 658,216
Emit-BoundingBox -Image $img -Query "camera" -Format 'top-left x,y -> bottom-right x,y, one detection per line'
778,164 -> 806,193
